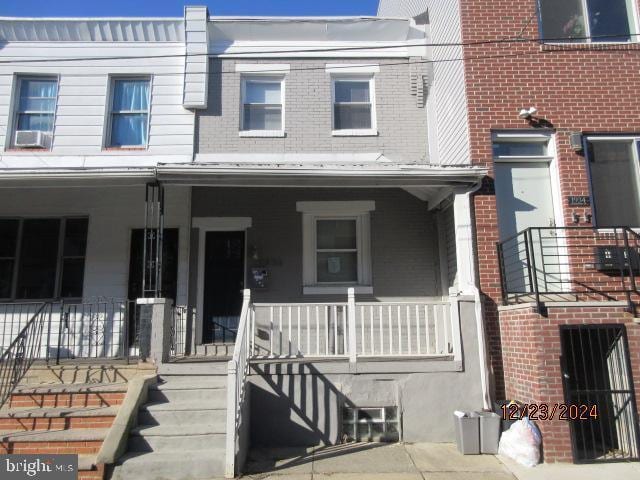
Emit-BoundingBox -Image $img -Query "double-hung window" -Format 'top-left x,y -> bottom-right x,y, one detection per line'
332,77 -> 376,135
13,77 -> 58,146
241,77 -> 284,135
108,78 -> 151,148
587,138 -> 640,226
298,201 -> 374,295
539,0 -> 638,42
0,218 -> 88,300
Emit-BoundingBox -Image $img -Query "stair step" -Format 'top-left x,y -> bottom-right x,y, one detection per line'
157,361 -> 228,376
111,449 -> 226,480
0,405 -> 118,431
152,376 -> 226,390
9,391 -> 125,409
138,407 -> 226,426
0,428 -> 110,443
195,343 -> 235,356
147,387 -> 226,403
132,423 -> 225,437
128,432 -> 225,453
12,382 -> 128,394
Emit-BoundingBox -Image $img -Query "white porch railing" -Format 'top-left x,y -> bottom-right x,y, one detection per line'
225,290 -> 253,479
249,289 -> 462,362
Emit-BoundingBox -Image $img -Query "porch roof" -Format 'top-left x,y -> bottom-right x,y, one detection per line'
158,154 -> 487,189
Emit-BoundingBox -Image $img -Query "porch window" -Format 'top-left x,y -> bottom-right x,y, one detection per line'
107,78 -> 150,148
298,201 -> 374,295
0,218 -> 88,300
332,77 -> 376,135
240,77 -> 284,134
538,0 -> 637,43
12,77 -> 58,147
588,139 -> 640,226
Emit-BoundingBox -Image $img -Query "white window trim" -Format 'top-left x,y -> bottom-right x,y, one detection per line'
236,64 -> 290,74
297,201 -> 374,295
541,0 -> 640,44
325,64 -> 380,74
492,131 -> 555,163
330,75 -> 378,137
104,75 -> 152,150
240,75 -> 285,136
10,75 -> 60,150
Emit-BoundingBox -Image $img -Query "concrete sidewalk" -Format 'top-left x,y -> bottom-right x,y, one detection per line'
241,443 -> 640,480
243,443 -> 515,479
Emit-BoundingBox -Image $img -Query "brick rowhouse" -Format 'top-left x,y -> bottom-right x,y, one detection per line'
459,0 -> 640,462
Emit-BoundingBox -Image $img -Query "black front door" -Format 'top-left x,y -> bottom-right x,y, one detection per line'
560,325 -> 640,463
203,231 -> 245,344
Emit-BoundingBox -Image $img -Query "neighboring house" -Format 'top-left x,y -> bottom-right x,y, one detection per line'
0,6 -> 490,480
382,0 -> 640,465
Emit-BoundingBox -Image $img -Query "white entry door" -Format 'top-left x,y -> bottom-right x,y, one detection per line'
495,162 -> 559,293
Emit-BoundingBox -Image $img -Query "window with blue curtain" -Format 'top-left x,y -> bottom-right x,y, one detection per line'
16,77 -> 58,133
109,78 -> 150,147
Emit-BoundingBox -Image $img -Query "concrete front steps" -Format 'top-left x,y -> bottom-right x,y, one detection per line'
109,367 -> 229,480
0,382 -> 127,480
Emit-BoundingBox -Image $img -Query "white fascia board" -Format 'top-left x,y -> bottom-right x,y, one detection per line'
210,42 -> 411,58
326,63 -> 380,74
296,200 -> 376,215
236,63 -> 290,73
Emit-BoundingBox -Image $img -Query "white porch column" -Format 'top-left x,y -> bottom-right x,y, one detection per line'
453,190 -> 492,410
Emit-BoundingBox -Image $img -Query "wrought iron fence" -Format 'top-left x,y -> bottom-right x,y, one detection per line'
497,227 -> 640,311
170,305 -> 189,358
0,300 -> 140,363
0,303 -> 49,407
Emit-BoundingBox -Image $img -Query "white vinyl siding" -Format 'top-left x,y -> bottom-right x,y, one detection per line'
0,43 -> 194,161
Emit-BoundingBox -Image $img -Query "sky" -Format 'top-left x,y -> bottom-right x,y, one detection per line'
0,0 -> 380,17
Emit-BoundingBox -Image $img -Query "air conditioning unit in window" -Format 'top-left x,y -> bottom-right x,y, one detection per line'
14,130 -> 47,148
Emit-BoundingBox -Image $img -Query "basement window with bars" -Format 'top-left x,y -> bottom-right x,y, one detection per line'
0,218 -> 88,300
342,407 -> 400,442
538,0 -> 639,43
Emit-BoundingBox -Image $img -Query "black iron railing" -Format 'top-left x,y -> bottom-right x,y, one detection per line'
0,300 -> 140,364
497,227 -> 640,312
170,305 -> 189,358
0,303 -> 49,407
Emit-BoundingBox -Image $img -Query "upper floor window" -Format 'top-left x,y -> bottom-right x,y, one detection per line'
108,78 -> 150,148
539,0 -> 637,42
12,77 -> 58,148
0,217 -> 88,300
240,77 -> 284,135
587,138 -> 640,226
332,77 -> 377,135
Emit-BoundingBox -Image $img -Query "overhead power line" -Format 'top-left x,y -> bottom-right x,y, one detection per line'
0,32 -> 637,65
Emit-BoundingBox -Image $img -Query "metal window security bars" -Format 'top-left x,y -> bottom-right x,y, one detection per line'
497,227 -> 640,312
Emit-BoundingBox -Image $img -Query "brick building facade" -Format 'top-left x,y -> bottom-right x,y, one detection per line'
459,0 -> 640,463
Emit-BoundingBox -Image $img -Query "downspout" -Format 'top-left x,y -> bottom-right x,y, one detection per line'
467,181 -> 493,411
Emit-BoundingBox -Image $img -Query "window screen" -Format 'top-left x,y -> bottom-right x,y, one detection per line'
242,79 -> 283,131
333,80 -> 373,130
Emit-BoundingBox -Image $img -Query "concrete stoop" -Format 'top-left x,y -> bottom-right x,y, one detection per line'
109,368 -> 228,480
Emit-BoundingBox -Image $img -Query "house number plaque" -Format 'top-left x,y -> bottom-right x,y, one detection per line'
567,196 -> 590,207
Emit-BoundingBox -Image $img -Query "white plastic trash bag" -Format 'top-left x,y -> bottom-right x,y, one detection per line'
498,417 -> 541,467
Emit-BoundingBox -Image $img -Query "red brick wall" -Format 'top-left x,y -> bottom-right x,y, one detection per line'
499,304 -> 640,461
459,0 -> 640,397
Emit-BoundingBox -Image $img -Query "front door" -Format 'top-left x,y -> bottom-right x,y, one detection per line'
495,162 -> 560,294
202,231 -> 245,344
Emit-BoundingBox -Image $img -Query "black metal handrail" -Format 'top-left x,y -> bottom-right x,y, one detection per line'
497,226 -> 640,312
0,303 -> 49,407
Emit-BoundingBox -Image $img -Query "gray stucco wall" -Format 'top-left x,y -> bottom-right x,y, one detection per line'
190,187 -> 441,303
196,58 -> 429,163
248,299 -> 483,446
